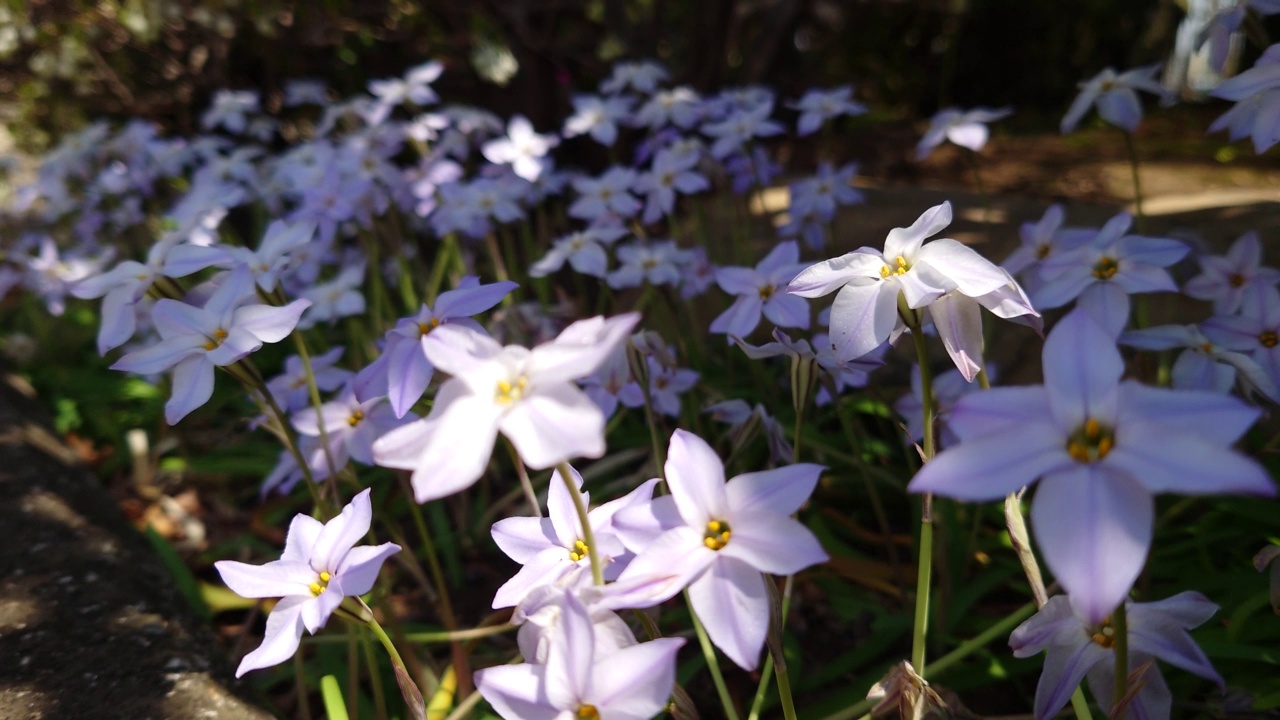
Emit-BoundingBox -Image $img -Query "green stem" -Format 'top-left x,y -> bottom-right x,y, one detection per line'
967,149 -> 990,224
557,462 -> 604,586
1070,687 -> 1095,720
1113,602 -> 1129,719
688,594 -> 741,720
1123,131 -> 1145,233
503,438 -> 543,517
905,310 -> 937,675
395,472 -> 459,632
360,629 -> 389,720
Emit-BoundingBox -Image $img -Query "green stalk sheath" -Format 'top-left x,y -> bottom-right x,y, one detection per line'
688,595 -> 741,720
1123,131 -> 1145,232
906,311 -> 937,675
1113,603 -> 1129,719
557,462 -> 605,586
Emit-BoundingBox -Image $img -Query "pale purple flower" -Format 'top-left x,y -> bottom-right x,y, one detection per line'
201,90 -> 260,134
705,399 -> 793,466
710,241 -> 810,339
1010,592 -> 1223,720
292,388 -> 415,480
354,278 -> 518,417
530,227 -> 627,279
490,465 -> 656,608
1001,204 -> 1093,282
916,107 -> 1012,159
1201,284 -> 1280,391
298,262 -> 366,329
678,246 -> 716,299
702,101 -> 784,159
1061,64 -> 1170,134
368,60 -> 443,124
613,430 -> 827,670
618,355 -> 699,417
634,86 -> 703,130
1184,231 -> 1280,312
600,60 -> 669,95
23,236 -> 108,317
111,268 -> 310,424
372,314 -> 640,502
165,219 -> 317,293
635,147 -> 709,224
482,115 -> 560,182
1120,323 -> 1277,400
215,490 -> 398,676
266,346 -> 353,413
910,309 -> 1273,623
787,201 -> 1039,379
475,590 -> 684,720
579,345 -> 632,418
895,364 -> 993,449
789,85 -> 867,136
1209,43 -> 1280,153
569,167 -> 641,222
563,94 -> 634,146
1033,212 -> 1189,336
733,329 -> 885,405
607,240 -> 683,289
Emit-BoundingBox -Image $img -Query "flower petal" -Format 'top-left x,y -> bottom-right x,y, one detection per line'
502,384 -> 606,469
592,638 -> 686,719
828,280 -> 901,362
1032,466 -> 1152,625
687,556 -> 769,671
908,423 -> 1069,500
312,488 -> 374,573
235,596 -> 308,677
786,250 -> 885,298
665,429 -> 729,525
720,510 -> 827,575
335,542 -> 400,597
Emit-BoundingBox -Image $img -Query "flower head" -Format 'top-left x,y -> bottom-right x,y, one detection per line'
214,489 -> 400,676
1061,64 -> 1170,134
1010,592 -> 1222,720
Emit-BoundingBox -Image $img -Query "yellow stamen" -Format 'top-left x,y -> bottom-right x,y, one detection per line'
1092,256 -> 1119,280
348,411 -> 365,427
1067,417 -> 1114,463
1090,617 -> 1116,648
703,519 -> 732,551
1261,331 -> 1278,348
758,285 -> 774,300
309,582 -> 323,596
577,705 -> 600,720
1229,273 -> 1246,288
203,328 -> 229,351
568,539 -> 590,562
418,317 -> 441,335
1036,244 -> 1052,260
495,376 -> 529,404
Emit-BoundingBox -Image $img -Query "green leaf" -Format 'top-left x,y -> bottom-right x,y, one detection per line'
320,674 -> 351,720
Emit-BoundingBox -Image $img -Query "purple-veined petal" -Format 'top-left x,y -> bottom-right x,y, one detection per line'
1076,282 -> 1131,337
215,558 -> 315,598
544,592 -> 595,708
434,280 -> 519,318
422,324 -> 505,377
1042,309 -> 1123,430
151,298 -> 214,339
1061,80 -> 1102,134
615,525 -> 715,605
547,465 -> 587,547
947,386 -> 1055,440
613,495 -> 683,553
591,638 -> 686,719
1128,628 -> 1222,688
929,292 -> 984,381
234,299 -> 311,343
281,515 -> 325,563
166,355 -> 216,424
710,295 -> 764,337
492,517 -> 559,563
402,391 -> 503,503
388,335 -> 433,418
474,664 -> 560,720
1115,381 -> 1259,444
915,238 -> 1010,298
567,244 -> 609,278
762,293 -> 810,330
687,556 -> 769,671
111,334 -> 204,375
1106,430 -> 1272,495
720,510 -> 827,575
335,542 -> 400,597
97,286 -> 139,354
829,280 -> 901,363
1008,595 -> 1080,657
726,464 -> 823,516
1033,637 -> 1109,720
716,266 -> 765,296
235,596 -> 308,677
1096,87 -> 1143,131
786,250 -> 885,298
885,202 -> 952,260
492,548 -> 570,609
665,429 -> 729,525
1169,350 -> 1234,393
1032,466 -> 1152,625
501,384 -> 606,469
311,488 -> 374,573
908,423 -> 1069,500
1119,325 -> 1197,351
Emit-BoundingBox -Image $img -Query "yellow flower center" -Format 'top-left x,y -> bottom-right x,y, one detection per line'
758,285 -> 774,300
309,571 -> 332,597
418,317 -> 441,335
642,258 -> 658,270
1261,331 -> 1278,348
568,539 -> 590,562
879,256 -> 909,279
577,705 -> 600,720
1066,417 -> 1114,464
203,328 -> 229,351
495,376 -> 529,404
1092,256 -> 1119,281
1229,273 -> 1246,288
348,410 -> 365,427
1036,244 -> 1052,260
703,519 -> 732,551
1090,616 -> 1116,648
